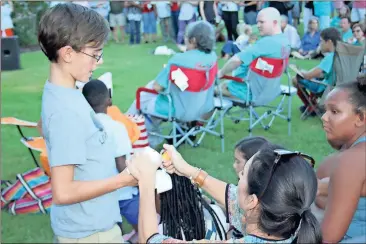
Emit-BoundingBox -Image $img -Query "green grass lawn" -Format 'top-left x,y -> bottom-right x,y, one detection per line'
1,42 -> 334,243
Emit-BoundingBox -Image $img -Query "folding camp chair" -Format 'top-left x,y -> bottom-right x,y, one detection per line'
1,117 -> 44,168
136,63 -> 232,152
222,57 -> 295,136
297,42 -> 365,120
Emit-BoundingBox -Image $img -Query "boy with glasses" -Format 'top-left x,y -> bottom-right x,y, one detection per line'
38,3 -> 136,243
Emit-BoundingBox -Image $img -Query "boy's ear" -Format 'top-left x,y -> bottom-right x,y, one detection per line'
58,46 -> 74,63
107,97 -> 112,106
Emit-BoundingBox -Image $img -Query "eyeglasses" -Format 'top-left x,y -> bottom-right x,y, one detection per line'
352,29 -> 361,33
258,149 -> 315,199
80,51 -> 103,62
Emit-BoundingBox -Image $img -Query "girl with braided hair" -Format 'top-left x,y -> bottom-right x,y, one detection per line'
158,173 -> 228,241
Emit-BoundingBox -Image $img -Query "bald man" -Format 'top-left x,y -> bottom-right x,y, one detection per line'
217,7 -> 291,101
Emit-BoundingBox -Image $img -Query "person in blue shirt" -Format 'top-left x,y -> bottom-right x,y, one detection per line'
38,3 -> 136,243
340,16 -> 353,42
292,27 -> 341,113
127,21 -> 217,148
314,1 -> 332,30
330,5 -> 350,32
217,7 -> 291,102
291,17 -> 321,60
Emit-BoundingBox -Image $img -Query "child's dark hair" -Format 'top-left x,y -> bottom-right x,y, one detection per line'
38,3 -> 109,62
247,143 -> 322,243
235,136 -> 268,160
337,74 -> 366,119
160,174 -> 226,241
82,79 -> 110,113
320,27 -> 341,47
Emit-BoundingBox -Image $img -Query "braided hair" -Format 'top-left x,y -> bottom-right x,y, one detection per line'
159,174 -> 226,241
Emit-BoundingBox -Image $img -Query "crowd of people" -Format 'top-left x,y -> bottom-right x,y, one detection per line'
8,0 -> 366,244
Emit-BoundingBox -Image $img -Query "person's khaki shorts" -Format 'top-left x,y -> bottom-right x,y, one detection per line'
110,13 -> 126,27
54,225 -> 124,243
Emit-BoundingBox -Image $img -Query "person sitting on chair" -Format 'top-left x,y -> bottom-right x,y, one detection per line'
127,20 -> 217,148
292,27 -> 341,114
217,7 -> 291,101
316,75 -> 366,243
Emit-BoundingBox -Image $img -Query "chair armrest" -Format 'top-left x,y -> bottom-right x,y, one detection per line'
221,75 -> 245,83
136,87 -> 159,110
308,79 -> 330,86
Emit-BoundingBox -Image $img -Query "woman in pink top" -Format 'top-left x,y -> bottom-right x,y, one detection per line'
351,0 -> 366,23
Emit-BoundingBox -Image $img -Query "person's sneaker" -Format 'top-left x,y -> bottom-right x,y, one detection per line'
299,105 -> 307,113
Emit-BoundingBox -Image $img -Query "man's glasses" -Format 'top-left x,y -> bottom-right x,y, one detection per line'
258,149 -> 315,199
80,51 -> 103,62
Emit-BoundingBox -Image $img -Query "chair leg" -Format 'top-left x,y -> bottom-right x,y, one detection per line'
249,106 -> 253,137
17,126 -> 40,168
172,121 -> 177,147
220,110 -> 225,153
288,95 -> 292,136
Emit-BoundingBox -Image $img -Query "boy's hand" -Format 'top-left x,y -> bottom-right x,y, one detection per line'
119,169 -> 138,186
126,149 -> 161,180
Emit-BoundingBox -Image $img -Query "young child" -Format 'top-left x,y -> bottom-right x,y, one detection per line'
221,23 -> 253,59
232,136 -> 268,177
229,136 -> 269,239
82,79 -> 139,241
38,3 -> 136,243
292,27 -> 341,113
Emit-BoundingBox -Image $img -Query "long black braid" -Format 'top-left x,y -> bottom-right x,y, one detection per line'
160,174 -> 226,241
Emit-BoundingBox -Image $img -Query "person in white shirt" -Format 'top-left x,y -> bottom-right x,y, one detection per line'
281,15 -> 301,50
49,1 -> 63,8
89,1 -> 110,20
82,79 -> 139,242
221,23 -> 255,59
1,0 -> 14,37
153,1 -> 174,43
72,1 -> 89,7
177,2 -> 198,45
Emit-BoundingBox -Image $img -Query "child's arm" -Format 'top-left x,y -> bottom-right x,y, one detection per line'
301,67 -> 324,80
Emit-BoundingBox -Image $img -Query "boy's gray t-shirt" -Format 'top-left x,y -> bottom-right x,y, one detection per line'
41,81 -> 121,239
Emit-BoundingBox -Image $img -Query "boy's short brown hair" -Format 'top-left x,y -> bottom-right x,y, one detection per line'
38,3 -> 109,62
